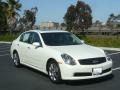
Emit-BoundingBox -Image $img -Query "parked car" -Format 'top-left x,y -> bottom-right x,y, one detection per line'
10,30 -> 112,83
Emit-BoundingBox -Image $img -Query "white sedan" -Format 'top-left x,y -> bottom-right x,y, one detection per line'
10,30 -> 112,83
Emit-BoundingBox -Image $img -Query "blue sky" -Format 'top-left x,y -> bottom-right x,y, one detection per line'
20,0 -> 120,25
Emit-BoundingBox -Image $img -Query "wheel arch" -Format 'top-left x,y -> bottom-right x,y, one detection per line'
12,49 -> 19,57
12,49 -> 18,59
46,58 -> 58,72
13,49 -> 18,54
46,58 -> 62,83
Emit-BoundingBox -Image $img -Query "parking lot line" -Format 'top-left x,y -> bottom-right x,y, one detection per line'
108,52 -> 120,56
112,67 -> 120,71
0,54 -> 10,57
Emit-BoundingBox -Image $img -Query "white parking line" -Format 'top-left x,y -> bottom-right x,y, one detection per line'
0,54 -> 10,57
0,42 -> 11,44
112,67 -> 120,71
108,52 -> 120,56
0,44 -> 11,46
0,43 -> 11,45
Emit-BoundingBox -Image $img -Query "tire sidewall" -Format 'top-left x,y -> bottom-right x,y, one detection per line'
48,61 -> 61,83
13,52 -> 21,67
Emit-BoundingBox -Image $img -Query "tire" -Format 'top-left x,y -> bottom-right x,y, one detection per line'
13,52 -> 21,67
48,61 -> 61,83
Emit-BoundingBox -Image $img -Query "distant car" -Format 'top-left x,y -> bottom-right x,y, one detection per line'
10,30 -> 112,83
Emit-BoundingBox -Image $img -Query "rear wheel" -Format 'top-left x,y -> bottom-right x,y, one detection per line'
13,52 -> 21,67
48,61 -> 61,83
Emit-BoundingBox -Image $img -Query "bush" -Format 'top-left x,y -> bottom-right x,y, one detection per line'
0,33 -> 19,41
82,36 -> 120,48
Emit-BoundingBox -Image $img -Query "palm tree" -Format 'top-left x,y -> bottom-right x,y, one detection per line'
6,0 -> 22,34
0,0 -> 22,32
0,1 -> 9,31
6,0 -> 22,17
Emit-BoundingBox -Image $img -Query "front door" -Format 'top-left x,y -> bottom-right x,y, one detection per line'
26,32 -> 44,69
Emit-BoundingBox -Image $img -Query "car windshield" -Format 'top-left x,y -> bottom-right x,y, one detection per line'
41,32 -> 82,46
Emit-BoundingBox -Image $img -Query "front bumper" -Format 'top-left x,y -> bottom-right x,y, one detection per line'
59,61 -> 112,80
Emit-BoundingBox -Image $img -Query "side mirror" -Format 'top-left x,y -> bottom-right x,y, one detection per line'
81,40 -> 85,44
32,42 -> 41,48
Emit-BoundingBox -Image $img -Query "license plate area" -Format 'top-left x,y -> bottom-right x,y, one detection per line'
92,68 -> 102,75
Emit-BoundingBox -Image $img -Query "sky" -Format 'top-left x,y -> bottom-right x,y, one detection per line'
20,0 -> 120,25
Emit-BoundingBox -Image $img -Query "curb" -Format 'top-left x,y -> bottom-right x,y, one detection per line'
0,41 -> 12,44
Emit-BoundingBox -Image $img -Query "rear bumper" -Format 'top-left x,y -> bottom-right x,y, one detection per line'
59,61 -> 112,80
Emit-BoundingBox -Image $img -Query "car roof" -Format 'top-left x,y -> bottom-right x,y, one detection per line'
28,30 -> 68,33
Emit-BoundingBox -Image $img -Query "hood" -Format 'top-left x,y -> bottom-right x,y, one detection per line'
49,44 -> 105,60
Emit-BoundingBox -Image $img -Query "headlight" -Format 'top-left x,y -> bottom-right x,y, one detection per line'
61,54 -> 76,65
105,52 -> 112,61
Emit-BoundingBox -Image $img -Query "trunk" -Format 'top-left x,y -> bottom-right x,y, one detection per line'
10,29 -> 12,35
81,29 -> 86,37
86,29 -> 88,35
116,29 -> 119,39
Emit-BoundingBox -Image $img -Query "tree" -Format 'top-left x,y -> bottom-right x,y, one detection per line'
64,5 -> 76,32
64,0 -> 92,36
17,7 -> 38,32
60,23 -> 66,30
0,1 -> 9,31
24,7 -> 38,29
106,13 -> 117,33
6,0 -> 22,34
0,0 -> 22,33
94,20 -> 102,35
107,13 -> 120,38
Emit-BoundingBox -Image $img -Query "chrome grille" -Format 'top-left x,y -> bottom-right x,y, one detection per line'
79,57 -> 106,65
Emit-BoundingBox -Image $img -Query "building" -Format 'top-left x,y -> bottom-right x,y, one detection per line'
40,21 -> 59,30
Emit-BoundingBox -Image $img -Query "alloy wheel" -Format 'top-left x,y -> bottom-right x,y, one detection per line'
48,62 -> 60,82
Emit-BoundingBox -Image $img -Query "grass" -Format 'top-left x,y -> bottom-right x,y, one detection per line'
0,33 -> 19,42
0,33 -> 120,48
82,35 -> 120,48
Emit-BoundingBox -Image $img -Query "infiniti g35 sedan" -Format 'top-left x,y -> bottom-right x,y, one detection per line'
10,30 -> 113,83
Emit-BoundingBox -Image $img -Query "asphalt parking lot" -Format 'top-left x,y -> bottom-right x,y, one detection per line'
0,43 -> 120,90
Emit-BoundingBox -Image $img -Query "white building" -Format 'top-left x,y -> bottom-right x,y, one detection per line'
40,21 -> 59,30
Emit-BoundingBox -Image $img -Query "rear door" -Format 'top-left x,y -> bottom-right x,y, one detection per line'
18,32 -> 32,64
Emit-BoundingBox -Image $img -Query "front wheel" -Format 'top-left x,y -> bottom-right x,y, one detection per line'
13,52 -> 21,67
48,61 -> 61,83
